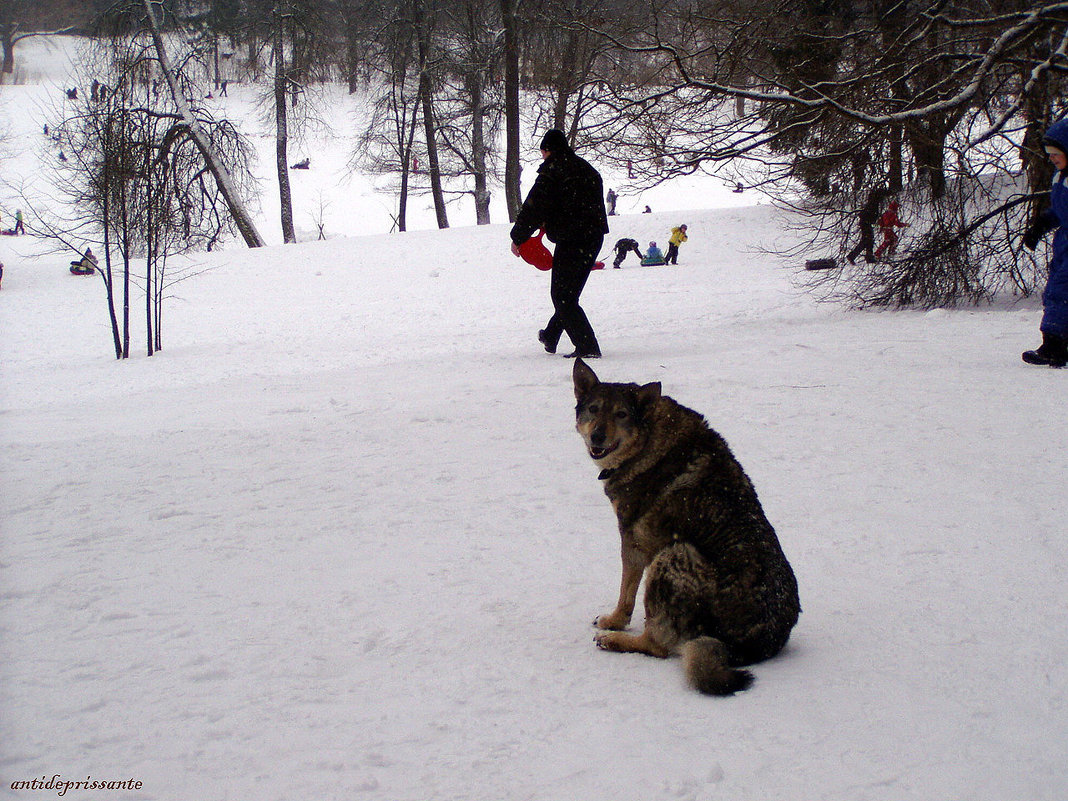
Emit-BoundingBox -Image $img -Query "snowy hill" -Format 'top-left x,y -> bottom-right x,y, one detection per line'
2,36 -> 1068,801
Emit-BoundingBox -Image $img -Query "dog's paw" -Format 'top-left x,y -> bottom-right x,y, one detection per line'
593,613 -> 629,631
594,631 -> 626,652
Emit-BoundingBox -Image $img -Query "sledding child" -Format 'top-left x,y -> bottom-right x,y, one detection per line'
70,247 -> 98,275
1021,118 -> 1068,367
641,242 -> 666,266
665,224 -> 687,264
612,237 -> 643,268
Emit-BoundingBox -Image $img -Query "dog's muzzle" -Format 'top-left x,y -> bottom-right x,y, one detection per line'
587,432 -> 619,460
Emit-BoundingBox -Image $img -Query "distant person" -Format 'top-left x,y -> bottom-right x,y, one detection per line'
510,129 -> 608,359
1021,118 -> 1068,367
642,205 -> 652,214
13,209 -> 25,235
641,242 -> 666,266
874,201 -> 908,259
220,80 -> 229,96
665,224 -> 688,264
70,248 -> 98,275
606,188 -> 617,216
846,189 -> 885,265
611,237 -> 643,268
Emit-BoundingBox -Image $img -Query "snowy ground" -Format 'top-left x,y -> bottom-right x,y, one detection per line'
2,36 -> 1068,801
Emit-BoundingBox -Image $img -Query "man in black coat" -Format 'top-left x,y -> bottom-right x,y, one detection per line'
510,129 -> 608,358
846,188 -> 885,264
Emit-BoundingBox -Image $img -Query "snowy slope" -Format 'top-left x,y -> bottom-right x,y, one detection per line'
2,37 -> 1068,801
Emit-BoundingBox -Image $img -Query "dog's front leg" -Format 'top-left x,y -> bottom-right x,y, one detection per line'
594,543 -> 645,630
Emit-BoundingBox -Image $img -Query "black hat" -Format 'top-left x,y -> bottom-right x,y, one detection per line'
540,129 -> 570,153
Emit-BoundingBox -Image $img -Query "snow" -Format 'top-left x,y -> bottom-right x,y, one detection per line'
2,37 -> 1068,801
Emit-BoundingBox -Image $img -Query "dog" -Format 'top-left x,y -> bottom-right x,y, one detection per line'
573,359 -> 800,695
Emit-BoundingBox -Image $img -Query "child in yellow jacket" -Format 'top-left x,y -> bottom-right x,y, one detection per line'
666,224 -> 688,264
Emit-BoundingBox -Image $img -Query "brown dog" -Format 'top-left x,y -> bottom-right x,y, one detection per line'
573,359 -> 800,694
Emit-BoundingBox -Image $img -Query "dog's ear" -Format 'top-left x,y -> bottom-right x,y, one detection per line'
573,358 -> 599,400
635,381 -> 662,411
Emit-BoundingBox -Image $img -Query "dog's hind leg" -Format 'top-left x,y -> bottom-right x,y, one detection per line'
644,544 -> 755,694
594,544 -> 696,657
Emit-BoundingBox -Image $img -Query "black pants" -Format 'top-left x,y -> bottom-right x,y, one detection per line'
847,225 -> 874,263
665,243 -> 679,264
542,236 -> 603,355
613,243 -> 639,268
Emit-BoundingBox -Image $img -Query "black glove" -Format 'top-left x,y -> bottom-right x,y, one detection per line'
1024,212 -> 1056,250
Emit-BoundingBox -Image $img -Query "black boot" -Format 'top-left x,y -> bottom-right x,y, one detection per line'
1022,332 -> 1068,367
538,329 -> 558,354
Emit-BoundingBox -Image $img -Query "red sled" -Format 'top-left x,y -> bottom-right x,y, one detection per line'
518,229 -> 553,271
519,229 -> 605,271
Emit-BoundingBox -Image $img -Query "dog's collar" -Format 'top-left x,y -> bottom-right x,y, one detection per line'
598,468 -> 616,481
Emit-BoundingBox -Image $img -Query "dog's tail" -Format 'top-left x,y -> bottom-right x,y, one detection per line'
682,637 -> 754,696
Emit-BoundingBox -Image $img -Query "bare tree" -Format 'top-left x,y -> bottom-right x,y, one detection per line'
35,31 -> 259,357
568,0 -> 1068,307
500,0 -> 522,220
413,0 -> 449,228
0,0 -> 86,81
139,0 -> 266,247
436,0 -> 504,225
353,2 -> 422,231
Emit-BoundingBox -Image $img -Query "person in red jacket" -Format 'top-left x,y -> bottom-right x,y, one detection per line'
874,201 -> 909,260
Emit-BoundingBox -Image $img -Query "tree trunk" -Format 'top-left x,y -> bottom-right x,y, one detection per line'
1,24 -> 14,76
397,96 -> 421,232
552,30 -> 579,131
500,0 -> 521,221
1021,68 -> 1055,225
887,125 -> 903,194
274,20 -> 296,243
119,179 -> 130,359
906,118 -> 954,200
100,119 -> 122,360
146,185 -> 154,357
142,0 -> 265,247
346,27 -> 359,94
417,34 -> 448,229
469,75 -> 491,225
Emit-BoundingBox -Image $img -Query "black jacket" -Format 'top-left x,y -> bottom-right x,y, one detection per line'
511,150 -> 609,246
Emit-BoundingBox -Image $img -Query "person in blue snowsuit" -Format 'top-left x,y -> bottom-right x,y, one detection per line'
1022,118 -> 1068,367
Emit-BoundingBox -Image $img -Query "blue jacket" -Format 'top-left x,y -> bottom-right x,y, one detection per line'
1038,118 -> 1068,334
642,245 -> 666,265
